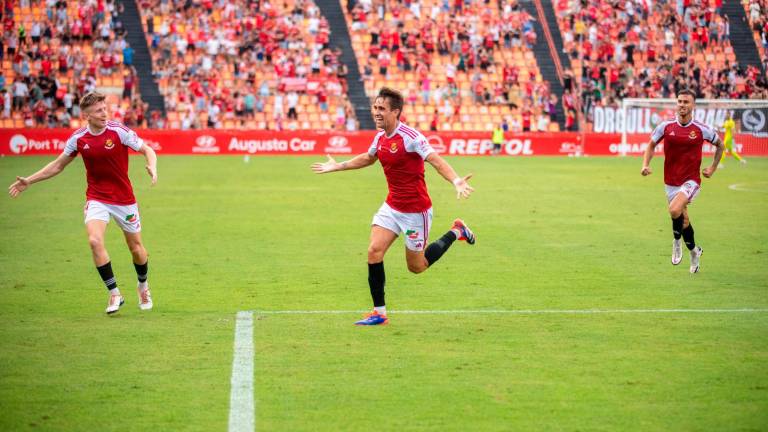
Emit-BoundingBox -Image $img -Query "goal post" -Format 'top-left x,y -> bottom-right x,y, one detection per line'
620,98 -> 768,156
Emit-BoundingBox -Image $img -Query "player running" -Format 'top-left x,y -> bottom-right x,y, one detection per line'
719,112 -> 746,167
312,87 -> 475,325
641,88 -> 724,273
8,92 -> 157,314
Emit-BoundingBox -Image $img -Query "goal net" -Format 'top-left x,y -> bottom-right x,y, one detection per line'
620,98 -> 768,157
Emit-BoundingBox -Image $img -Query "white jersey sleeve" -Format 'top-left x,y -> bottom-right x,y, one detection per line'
650,120 -> 673,143
110,122 -> 143,151
62,127 -> 88,156
695,121 -> 718,142
368,131 -> 385,157
404,130 -> 435,160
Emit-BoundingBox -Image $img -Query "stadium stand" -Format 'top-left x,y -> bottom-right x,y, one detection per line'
343,0 -> 561,132
1,0 -> 146,129
743,0 -> 767,60
554,0 -> 768,130
136,0 -> 359,131
2,0 -> 766,132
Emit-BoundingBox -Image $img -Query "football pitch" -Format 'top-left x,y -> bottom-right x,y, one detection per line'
1,155 -> 766,431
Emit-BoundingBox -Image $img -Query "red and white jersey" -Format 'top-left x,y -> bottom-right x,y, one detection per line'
651,118 -> 717,186
63,121 -> 144,205
368,122 -> 435,213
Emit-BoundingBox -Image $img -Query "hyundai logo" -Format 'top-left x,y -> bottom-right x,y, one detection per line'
195,135 -> 217,147
328,136 -> 348,147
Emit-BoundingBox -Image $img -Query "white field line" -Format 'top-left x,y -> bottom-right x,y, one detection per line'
228,311 -> 254,432
729,183 -> 768,193
251,308 -> 768,315
233,307 -> 767,430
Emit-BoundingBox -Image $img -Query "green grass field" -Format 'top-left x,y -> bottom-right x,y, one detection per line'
1,155 -> 767,431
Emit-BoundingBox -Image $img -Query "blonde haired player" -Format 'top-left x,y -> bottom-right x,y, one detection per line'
8,92 -> 157,314
719,112 -> 746,166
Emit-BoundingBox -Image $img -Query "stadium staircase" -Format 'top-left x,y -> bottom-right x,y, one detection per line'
520,0 -> 567,129
722,1 -> 765,73
121,0 -> 165,114
314,0 -> 375,129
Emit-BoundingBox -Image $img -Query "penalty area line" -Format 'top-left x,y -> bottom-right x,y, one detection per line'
250,308 -> 768,315
228,311 -> 254,432
230,307 -> 767,430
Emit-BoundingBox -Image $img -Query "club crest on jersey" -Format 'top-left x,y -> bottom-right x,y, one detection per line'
389,142 -> 399,153
104,139 -> 115,149
688,131 -> 697,139
125,213 -> 137,223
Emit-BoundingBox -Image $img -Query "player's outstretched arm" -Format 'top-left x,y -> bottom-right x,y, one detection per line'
311,153 -> 376,174
641,139 -> 657,176
139,143 -> 158,185
702,135 -> 724,178
8,153 -> 75,198
426,153 -> 474,199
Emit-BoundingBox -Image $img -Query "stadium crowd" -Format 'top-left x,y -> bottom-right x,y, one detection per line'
554,0 -> 768,129
0,0 -> 151,129
346,0 -> 561,132
138,0 -> 358,130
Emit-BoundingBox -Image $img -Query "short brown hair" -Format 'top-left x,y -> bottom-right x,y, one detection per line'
376,87 -> 404,116
79,92 -> 106,111
676,88 -> 696,100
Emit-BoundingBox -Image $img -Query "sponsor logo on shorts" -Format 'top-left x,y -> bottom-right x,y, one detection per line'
405,229 -> 419,239
125,213 -> 138,223
105,139 -> 115,149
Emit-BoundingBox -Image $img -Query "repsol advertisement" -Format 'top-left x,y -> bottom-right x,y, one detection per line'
1,129 -> 766,156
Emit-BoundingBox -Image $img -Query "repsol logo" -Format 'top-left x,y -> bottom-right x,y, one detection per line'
449,139 -> 533,155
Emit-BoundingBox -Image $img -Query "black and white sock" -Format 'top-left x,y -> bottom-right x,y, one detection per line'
134,260 -> 148,291
97,262 -> 119,295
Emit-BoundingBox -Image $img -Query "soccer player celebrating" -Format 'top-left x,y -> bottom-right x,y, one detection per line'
719,112 -> 746,166
8,92 -> 157,314
641,88 -> 724,273
312,87 -> 475,325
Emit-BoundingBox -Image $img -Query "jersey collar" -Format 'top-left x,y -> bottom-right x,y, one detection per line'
384,121 -> 400,139
87,124 -> 107,136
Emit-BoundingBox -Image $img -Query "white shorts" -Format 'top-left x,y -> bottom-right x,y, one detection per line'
84,200 -> 142,233
664,180 -> 701,204
371,202 -> 433,251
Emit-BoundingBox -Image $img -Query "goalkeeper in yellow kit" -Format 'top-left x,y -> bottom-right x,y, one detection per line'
719,112 -> 747,166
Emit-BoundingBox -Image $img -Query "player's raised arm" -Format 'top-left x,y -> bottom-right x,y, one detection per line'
138,143 -> 158,185
702,134 -> 724,178
425,153 -> 474,199
8,153 -> 76,198
311,152 -> 377,174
